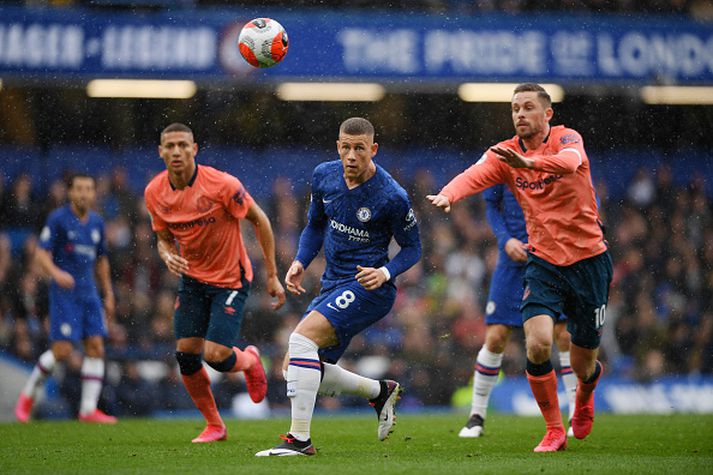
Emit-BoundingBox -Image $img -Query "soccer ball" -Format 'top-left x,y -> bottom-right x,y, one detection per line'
238,18 -> 289,68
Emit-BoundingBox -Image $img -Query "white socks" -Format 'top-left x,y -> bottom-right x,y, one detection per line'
79,357 -> 105,416
22,350 -> 56,399
286,333 -> 321,442
23,351 -> 106,416
558,351 -> 577,421
469,347 -> 503,418
319,363 -> 381,399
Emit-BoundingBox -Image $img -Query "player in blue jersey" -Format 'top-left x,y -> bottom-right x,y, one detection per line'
256,117 -> 421,457
15,174 -> 117,424
458,184 -> 577,438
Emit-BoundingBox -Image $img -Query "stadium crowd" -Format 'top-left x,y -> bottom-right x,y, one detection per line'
0,159 -> 711,419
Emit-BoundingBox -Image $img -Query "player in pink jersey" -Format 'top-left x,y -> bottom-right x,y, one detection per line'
144,123 -> 286,443
428,84 -> 612,452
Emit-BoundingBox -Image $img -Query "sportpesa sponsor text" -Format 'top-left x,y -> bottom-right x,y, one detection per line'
514,174 -> 563,191
167,216 -> 217,230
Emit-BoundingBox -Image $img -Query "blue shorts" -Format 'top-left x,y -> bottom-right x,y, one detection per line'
174,276 -> 250,348
485,263 -> 526,327
307,280 -> 396,364
521,251 -> 613,349
486,262 -> 567,327
49,286 -> 106,342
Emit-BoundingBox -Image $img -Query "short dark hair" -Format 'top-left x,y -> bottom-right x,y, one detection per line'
339,117 -> 375,138
513,83 -> 552,108
66,173 -> 95,189
161,123 -> 194,140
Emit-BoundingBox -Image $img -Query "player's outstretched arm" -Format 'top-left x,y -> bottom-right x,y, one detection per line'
285,260 -> 306,296
245,202 -> 286,310
426,194 -> 451,213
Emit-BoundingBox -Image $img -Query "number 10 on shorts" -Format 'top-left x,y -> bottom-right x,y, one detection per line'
594,304 -> 606,329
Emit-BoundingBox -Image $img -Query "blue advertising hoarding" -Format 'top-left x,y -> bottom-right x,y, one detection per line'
0,7 -> 712,85
484,375 -> 713,415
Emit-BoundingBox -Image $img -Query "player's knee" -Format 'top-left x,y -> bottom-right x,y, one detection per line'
202,346 -> 228,363
52,342 -> 73,361
554,331 -> 571,350
84,342 -> 105,359
175,351 -> 203,375
485,335 -> 508,354
526,340 -> 552,363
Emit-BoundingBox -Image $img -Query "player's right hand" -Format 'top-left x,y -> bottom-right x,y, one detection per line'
164,252 -> 189,277
490,146 -> 534,169
284,260 -> 306,296
426,194 -> 451,213
504,238 -> 528,263
53,270 -> 75,289
267,275 -> 286,310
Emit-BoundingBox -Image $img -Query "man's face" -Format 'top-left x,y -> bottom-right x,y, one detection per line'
336,133 -> 378,181
511,91 -> 553,140
159,131 -> 197,174
68,177 -> 96,213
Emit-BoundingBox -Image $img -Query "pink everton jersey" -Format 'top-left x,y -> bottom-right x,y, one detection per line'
441,125 -> 607,267
144,165 -> 255,288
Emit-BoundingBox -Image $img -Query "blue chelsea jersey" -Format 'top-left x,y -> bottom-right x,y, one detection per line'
483,184 -> 528,267
297,161 -> 421,289
39,205 -> 106,292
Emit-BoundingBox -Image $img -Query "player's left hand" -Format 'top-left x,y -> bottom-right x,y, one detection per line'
426,194 -> 451,213
490,146 -> 534,169
267,274 -> 286,310
355,265 -> 387,290
164,252 -> 189,276
504,238 -> 528,263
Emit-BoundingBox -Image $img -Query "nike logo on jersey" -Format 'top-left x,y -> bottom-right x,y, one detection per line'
322,198 -> 333,204
326,303 -> 340,312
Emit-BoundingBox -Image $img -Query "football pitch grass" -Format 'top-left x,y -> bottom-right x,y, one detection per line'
1,413 -> 712,474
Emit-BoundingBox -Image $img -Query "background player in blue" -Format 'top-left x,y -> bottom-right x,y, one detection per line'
15,174 -> 116,424
256,117 -> 421,457
458,184 -> 577,438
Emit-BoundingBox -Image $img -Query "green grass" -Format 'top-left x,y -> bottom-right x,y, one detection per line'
1,414 -> 712,474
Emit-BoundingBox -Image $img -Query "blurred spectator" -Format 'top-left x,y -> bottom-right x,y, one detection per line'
627,168 -> 655,208
1,173 -> 38,230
